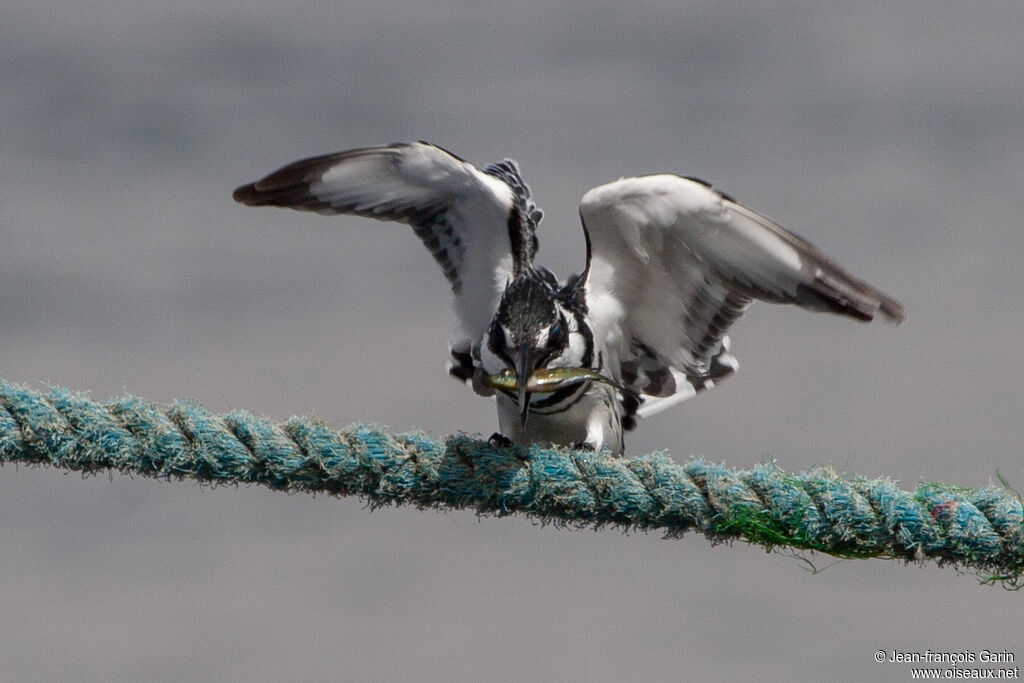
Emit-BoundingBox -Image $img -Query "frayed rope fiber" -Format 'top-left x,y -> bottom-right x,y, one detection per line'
1,382 -> 1021,583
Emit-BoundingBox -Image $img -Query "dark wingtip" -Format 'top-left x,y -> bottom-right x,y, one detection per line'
232,178 -> 307,207
878,296 -> 907,325
232,183 -> 259,205
230,151 -> 345,207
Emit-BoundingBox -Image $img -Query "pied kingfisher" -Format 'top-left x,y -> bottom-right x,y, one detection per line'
233,142 -> 904,455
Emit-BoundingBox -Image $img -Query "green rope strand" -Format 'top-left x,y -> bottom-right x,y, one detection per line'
1,382 -> 1020,585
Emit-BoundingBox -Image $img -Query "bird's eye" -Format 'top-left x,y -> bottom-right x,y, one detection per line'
547,321 -> 565,347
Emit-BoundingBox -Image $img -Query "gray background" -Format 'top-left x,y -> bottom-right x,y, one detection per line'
2,1 -> 1021,680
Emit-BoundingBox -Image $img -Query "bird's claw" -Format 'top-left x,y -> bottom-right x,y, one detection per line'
487,432 -> 515,449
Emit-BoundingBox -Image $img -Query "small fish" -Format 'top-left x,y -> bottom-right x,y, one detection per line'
487,367 -> 622,393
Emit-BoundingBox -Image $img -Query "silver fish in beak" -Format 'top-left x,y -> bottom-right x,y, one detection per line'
487,367 -> 623,394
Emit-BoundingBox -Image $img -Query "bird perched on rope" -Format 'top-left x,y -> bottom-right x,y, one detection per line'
233,142 -> 904,455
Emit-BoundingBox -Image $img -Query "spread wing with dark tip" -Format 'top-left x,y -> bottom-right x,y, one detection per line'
233,142 -> 541,356
578,174 -> 905,418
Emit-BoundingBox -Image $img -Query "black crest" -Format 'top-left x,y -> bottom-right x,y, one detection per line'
494,274 -> 558,341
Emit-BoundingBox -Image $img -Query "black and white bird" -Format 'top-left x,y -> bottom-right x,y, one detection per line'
233,142 -> 904,455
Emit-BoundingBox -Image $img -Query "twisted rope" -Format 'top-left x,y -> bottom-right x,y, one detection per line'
1,382 -> 1021,584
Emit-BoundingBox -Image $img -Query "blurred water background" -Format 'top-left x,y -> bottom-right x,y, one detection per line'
2,1 -> 1022,680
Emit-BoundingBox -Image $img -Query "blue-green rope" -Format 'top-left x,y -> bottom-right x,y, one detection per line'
1,381 -> 1021,585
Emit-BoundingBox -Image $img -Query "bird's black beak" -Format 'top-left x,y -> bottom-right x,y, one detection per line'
516,342 -> 533,428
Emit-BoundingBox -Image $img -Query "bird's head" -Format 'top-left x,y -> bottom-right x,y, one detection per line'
485,273 -> 572,427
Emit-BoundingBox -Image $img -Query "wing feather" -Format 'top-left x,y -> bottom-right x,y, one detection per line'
233,142 -> 522,351
579,174 -> 904,415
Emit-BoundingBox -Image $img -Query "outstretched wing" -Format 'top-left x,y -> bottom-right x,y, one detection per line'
578,174 -> 904,418
233,142 -> 541,364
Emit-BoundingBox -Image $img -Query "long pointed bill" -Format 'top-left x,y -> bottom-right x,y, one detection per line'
516,343 -> 533,428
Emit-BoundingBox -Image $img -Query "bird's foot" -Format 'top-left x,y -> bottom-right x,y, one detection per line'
487,432 -> 515,449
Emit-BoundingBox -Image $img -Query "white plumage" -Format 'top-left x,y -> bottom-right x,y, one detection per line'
234,142 -> 904,455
